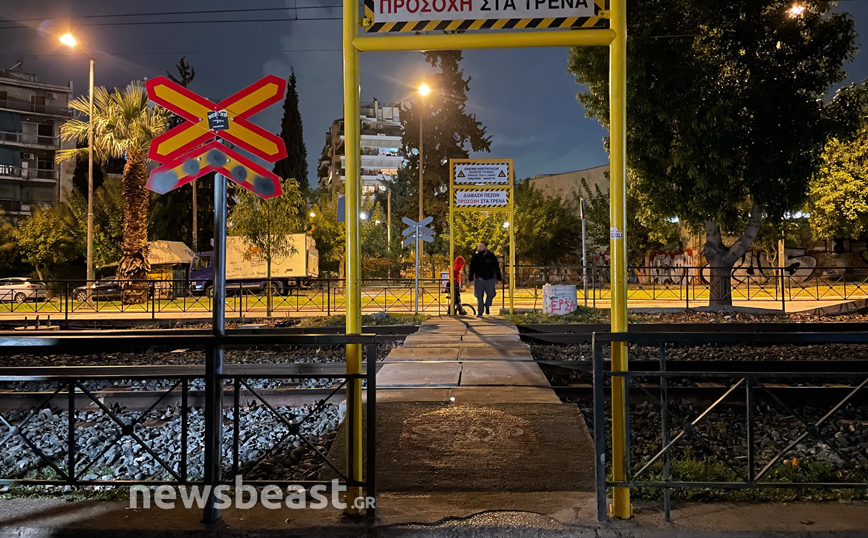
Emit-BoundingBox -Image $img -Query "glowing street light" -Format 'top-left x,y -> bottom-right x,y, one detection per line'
61,32 -> 96,286
360,211 -> 368,220
788,3 -> 806,17
59,33 -> 77,47
309,211 -> 316,218
416,82 -> 431,260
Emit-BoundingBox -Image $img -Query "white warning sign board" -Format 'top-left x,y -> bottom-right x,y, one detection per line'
454,189 -> 510,208
371,0 -> 595,25
454,161 -> 511,185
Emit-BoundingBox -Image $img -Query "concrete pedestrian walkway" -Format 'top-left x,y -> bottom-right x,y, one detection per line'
377,316 -> 561,403
329,315 -> 596,493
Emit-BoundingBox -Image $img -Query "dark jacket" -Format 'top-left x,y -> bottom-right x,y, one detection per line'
469,250 -> 502,281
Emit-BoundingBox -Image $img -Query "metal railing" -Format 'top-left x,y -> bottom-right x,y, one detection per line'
0,278 -> 452,318
0,131 -> 59,147
3,266 -> 868,319
0,332 -> 377,521
515,264 -> 868,310
0,165 -> 59,180
591,331 -> 868,522
0,99 -> 70,117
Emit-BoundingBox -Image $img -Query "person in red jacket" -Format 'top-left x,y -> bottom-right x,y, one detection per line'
450,255 -> 467,315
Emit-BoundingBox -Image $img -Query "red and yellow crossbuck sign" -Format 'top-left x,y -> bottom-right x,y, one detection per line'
145,76 -> 287,199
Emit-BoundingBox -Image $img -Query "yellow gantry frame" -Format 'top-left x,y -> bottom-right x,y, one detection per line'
447,158 -> 515,316
343,0 -> 631,518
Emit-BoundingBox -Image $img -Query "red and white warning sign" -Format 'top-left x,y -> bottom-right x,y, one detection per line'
374,0 -> 594,24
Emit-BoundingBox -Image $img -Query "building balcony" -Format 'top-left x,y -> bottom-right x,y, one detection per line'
0,165 -> 58,181
0,130 -> 59,149
0,199 -> 25,214
0,99 -> 69,118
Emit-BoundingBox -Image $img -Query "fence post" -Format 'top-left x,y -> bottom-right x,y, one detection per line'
592,262 -> 597,309
67,379 -> 75,483
327,278 -> 331,316
659,343 -> 671,522
366,340 -> 378,521
151,282 -> 156,320
64,282 -> 69,322
780,267 -> 786,314
685,271 -> 689,310
592,334 -> 607,522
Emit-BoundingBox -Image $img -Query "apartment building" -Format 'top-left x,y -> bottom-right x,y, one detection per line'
318,98 -> 404,195
0,66 -> 75,217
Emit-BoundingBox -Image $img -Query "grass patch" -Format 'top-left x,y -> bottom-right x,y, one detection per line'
504,307 -> 608,325
293,312 -> 429,328
629,452 -> 868,503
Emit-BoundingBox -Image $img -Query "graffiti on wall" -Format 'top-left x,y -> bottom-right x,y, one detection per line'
648,249 -> 693,284
732,248 -> 818,284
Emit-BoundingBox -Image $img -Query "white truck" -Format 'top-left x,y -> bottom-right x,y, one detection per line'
188,234 -> 319,296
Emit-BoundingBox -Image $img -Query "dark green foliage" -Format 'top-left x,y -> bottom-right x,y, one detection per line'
273,69 -> 309,196
386,51 -> 491,244
568,0 -> 856,234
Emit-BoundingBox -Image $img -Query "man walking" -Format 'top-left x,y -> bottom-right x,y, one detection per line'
468,241 -> 502,317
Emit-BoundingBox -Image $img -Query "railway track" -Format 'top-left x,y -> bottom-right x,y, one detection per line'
0,359 -> 865,411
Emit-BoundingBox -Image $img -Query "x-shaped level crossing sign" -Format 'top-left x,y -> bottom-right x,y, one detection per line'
145,75 -> 287,199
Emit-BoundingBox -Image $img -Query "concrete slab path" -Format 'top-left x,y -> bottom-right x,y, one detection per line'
377,316 -> 559,404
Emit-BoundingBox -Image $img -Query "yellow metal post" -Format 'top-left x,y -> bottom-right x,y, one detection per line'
508,167 -> 515,314
449,160 -> 455,316
342,0 -> 363,512
608,0 -> 632,519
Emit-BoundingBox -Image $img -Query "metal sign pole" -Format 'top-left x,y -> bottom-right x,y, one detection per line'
581,197 -> 588,308
414,225 -> 420,314
203,171 -> 226,523
449,160 -> 455,316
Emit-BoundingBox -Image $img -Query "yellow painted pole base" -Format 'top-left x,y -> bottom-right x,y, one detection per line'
610,488 -> 633,519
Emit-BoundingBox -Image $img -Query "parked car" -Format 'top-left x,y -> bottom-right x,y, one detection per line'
73,279 -> 123,302
0,277 -> 50,303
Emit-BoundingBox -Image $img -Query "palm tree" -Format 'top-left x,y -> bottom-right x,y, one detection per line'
57,82 -> 169,304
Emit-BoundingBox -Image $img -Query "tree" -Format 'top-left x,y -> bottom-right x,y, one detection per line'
581,174 -> 682,260
451,182 -> 584,266
273,69 -> 309,196
386,51 -> 491,243
65,179 -> 125,268
150,57 -> 205,250
71,154 -> 105,194
14,205 -> 78,281
568,0 -> 856,305
0,210 -> 17,271
57,83 -> 170,303
808,131 -> 868,240
166,56 -> 195,87
308,190 -> 346,276
229,177 -> 305,315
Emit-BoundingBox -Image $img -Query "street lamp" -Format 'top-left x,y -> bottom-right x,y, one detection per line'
788,3 -> 806,17
61,32 -> 95,284
309,211 -> 316,218
360,211 -> 368,220
417,83 -> 430,225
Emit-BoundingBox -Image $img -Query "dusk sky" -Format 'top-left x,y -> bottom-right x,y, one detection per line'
2,0 -> 868,186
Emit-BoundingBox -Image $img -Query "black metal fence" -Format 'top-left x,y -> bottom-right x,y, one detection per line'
0,278 -> 452,318
0,332 -> 377,521
516,264 -> 868,309
3,266 -> 868,318
591,331 -> 868,522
